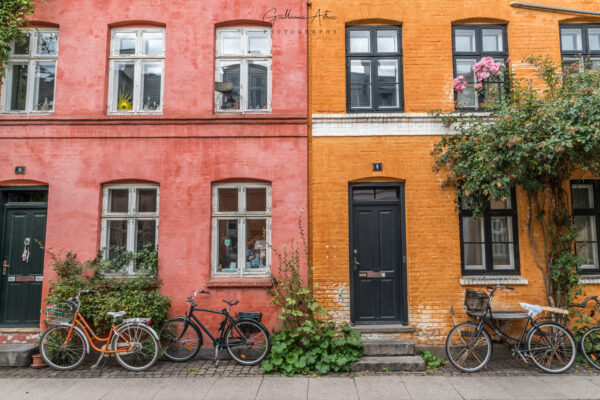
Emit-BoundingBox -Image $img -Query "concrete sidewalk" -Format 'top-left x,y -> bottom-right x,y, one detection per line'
3,375 -> 600,400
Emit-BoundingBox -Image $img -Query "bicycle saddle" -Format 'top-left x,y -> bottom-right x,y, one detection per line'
223,299 -> 239,306
520,303 -> 543,317
107,311 -> 127,319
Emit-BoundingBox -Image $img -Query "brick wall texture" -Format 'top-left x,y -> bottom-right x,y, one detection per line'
308,0 -> 600,344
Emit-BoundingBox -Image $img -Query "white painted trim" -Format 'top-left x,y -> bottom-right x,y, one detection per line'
311,113 -> 456,137
460,275 -> 528,286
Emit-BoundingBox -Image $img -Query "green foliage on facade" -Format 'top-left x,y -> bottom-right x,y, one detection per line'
44,247 -> 170,333
0,0 -> 35,78
262,214 -> 363,376
433,56 -> 600,307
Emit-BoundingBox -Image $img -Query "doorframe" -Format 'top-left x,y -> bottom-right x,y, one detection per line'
348,182 -> 408,325
0,185 -> 48,327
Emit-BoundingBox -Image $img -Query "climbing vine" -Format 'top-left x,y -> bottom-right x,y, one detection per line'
433,56 -> 600,307
0,0 -> 35,78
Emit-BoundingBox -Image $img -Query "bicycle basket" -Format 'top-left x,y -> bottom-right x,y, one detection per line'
43,303 -> 76,325
464,290 -> 489,314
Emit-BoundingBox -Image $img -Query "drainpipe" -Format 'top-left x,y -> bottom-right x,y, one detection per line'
510,2 -> 600,16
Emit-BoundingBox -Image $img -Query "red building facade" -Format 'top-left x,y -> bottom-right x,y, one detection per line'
0,0 -> 307,335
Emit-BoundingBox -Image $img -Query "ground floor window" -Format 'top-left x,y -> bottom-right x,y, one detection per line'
459,190 -> 520,275
572,181 -> 600,273
101,184 -> 159,274
211,182 -> 271,277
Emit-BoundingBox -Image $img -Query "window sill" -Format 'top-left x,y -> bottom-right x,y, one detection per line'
580,275 -> 600,284
206,277 -> 272,288
460,275 -> 528,286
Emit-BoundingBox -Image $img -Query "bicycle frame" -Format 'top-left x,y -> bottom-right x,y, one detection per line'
63,311 -> 138,355
179,304 -> 243,349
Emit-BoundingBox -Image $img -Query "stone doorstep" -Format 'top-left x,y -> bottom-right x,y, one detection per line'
0,343 -> 38,367
0,327 -> 40,333
351,355 -> 426,372
362,338 -> 415,356
351,324 -> 416,334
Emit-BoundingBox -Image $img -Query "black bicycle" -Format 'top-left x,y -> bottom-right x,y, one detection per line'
568,295 -> 600,371
159,289 -> 270,365
446,285 -> 576,373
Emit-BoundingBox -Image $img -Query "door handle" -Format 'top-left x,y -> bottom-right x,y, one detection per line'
353,256 -> 360,271
2,261 -> 8,276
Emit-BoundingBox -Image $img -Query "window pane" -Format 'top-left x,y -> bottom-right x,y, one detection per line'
248,61 -> 268,110
114,32 -> 137,55
377,30 -> 397,53
575,215 -> 599,268
8,63 -> 28,111
218,188 -> 238,212
37,32 -> 59,55
492,243 -> 514,269
33,62 -> 55,111
247,188 -> 267,211
491,216 -> 513,243
142,32 -> 164,56
375,188 -> 398,200
349,30 -> 370,53
589,28 -> 600,51
248,30 -> 270,55
137,189 -> 157,212
482,29 -> 503,52
464,243 -> 485,270
456,59 -> 477,108
142,62 -> 162,111
246,219 -> 267,270
113,62 -> 135,111
353,188 -> 374,201
377,85 -> 399,108
455,29 -> 476,52
563,57 -> 583,74
109,189 -> 129,212
108,220 -> 128,258
218,61 -> 241,110
377,59 -> 398,83
462,217 -> 484,242
592,58 -> 600,71
217,219 -> 238,272
490,196 -> 511,209
575,216 -> 597,242
136,220 -> 156,251
350,60 -> 371,108
572,184 -> 594,209
220,31 -> 242,55
13,33 -> 30,55
577,243 -> 599,269
561,28 -> 583,51
376,59 -> 399,108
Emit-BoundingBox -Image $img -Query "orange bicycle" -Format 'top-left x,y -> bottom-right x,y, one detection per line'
39,290 -> 160,371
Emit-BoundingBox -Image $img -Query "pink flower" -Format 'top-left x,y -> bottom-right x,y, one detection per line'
475,82 -> 483,90
453,75 -> 468,93
506,57 -> 512,63
472,57 -> 504,82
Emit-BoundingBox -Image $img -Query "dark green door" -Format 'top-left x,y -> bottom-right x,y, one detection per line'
0,205 -> 47,326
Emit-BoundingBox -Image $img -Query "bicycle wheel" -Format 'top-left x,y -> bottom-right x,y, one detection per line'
445,322 -> 492,372
225,319 -> 270,366
40,325 -> 87,371
581,326 -> 600,371
159,317 -> 202,362
111,323 -> 159,371
527,321 -> 576,373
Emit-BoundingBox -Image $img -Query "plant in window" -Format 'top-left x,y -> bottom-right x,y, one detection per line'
434,55 -> 600,307
454,57 -> 508,108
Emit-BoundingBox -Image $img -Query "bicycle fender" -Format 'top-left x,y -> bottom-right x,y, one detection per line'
233,318 -> 270,337
64,324 -> 90,354
116,322 -> 160,341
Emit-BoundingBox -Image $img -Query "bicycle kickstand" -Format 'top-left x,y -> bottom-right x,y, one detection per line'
91,353 -> 110,376
214,346 -> 224,367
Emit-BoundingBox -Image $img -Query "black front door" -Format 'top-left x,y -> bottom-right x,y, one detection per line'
0,189 -> 48,326
349,183 -> 407,324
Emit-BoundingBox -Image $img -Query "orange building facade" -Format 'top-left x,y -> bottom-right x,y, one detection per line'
308,0 -> 600,343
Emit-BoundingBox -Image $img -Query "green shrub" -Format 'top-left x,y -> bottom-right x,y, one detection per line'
262,213 -> 363,376
44,247 -> 170,333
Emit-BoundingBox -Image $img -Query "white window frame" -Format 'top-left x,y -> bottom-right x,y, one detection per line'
1,28 -> 59,114
215,27 -> 272,113
100,184 -> 160,275
211,183 -> 272,277
107,28 -> 165,115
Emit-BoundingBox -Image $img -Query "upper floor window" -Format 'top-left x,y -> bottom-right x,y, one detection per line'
560,24 -> 600,73
460,190 -> 520,275
571,181 -> 600,273
215,28 -> 272,113
101,184 -> 159,274
346,26 -> 403,112
452,25 -> 508,110
212,183 -> 271,277
108,28 -> 165,114
2,29 -> 58,113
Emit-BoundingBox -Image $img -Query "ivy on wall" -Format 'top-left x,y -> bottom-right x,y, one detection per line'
0,0 -> 35,78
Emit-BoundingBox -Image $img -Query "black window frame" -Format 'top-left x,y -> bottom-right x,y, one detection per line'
459,188 -> 520,276
345,25 -> 404,113
452,24 -> 509,111
571,180 -> 600,275
559,24 -> 600,72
